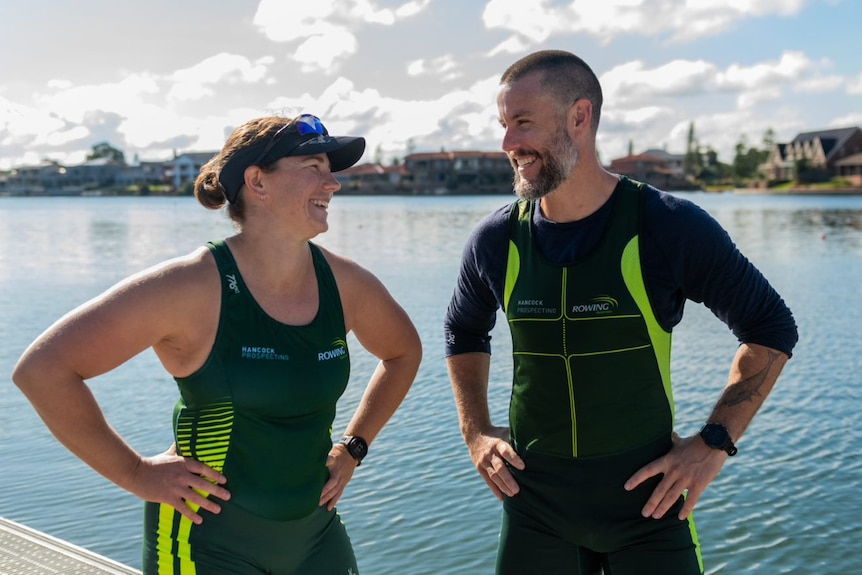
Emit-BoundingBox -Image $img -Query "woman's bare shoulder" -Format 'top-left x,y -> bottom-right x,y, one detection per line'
314,244 -> 378,288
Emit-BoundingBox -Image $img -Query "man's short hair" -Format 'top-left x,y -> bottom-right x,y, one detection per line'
500,50 -> 603,133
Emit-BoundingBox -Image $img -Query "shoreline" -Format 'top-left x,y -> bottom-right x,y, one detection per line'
4,186 -> 862,198
733,187 -> 862,196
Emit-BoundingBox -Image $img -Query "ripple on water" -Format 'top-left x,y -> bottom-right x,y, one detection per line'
3,196 -> 862,574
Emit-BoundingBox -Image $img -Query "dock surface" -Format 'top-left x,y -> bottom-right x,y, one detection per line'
0,517 -> 140,574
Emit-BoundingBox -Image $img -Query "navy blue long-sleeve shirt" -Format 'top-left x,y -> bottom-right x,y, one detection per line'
444,179 -> 798,358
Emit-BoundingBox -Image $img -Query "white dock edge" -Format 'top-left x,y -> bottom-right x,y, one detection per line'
0,517 -> 141,574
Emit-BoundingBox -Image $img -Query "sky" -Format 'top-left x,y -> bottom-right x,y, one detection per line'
1,0 -> 860,171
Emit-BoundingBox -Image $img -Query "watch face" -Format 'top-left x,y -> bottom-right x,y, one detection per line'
342,436 -> 368,460
701,423 -> 728,448
350,438 -> 368,458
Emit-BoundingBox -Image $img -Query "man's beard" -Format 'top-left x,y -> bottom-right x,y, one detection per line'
512,129 -> 579,201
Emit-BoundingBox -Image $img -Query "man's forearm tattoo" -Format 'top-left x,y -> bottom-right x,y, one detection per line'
719,349 -> 782,407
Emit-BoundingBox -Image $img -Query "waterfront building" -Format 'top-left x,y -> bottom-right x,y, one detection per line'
168,152 -> 216,191
336,162 -> 410,195
760,126 -> 862,183
402,151 -> 513,195
608,149 -> 692,190
1,159 -> 126,196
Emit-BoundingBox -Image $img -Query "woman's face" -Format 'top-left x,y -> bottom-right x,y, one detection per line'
261,153 -> 342,237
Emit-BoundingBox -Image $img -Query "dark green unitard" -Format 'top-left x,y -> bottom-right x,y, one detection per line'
142,241 -> 359,575
497,183 -> 703,574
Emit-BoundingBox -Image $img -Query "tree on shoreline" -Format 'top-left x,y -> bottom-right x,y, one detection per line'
86,142 -> 125,164
731,128 -> 774,181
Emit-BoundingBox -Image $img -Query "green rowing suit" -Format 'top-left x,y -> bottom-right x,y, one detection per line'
503,181 -> 673,457
498,183 -> 702,575
142,240 -> 359,575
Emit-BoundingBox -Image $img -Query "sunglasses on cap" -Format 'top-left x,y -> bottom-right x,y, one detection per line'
218,113 -> 365,204
250,114 -> 327,167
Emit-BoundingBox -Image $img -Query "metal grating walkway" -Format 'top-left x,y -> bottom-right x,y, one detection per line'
0,517 -> 140,575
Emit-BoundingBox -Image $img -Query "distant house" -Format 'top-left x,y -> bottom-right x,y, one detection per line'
834,153 -> 862,186
762,143 -> 793,181
403,151 -> 512,195
336,162 -> 409,194
0,171 -> 9,195
116,161 -> 170,189
608,150 -> 692,190
760,126 -> 862,182
169,152 -> 216,190
64,158 -> 126,190
2,159 -> 125,195
3,163 -> 65,195
640,149 -> 686,177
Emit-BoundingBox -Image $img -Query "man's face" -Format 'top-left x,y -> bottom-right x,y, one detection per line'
497,73 -> 579,201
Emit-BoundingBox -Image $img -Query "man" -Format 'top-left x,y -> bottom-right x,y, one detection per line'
444,50 -> 797,575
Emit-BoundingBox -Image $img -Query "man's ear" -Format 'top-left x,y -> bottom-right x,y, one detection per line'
568,98 -> 592,136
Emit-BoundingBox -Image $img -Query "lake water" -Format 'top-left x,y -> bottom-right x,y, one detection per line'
1,193 -> 860,574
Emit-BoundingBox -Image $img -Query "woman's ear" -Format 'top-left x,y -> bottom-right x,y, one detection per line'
243,165 -> 267,201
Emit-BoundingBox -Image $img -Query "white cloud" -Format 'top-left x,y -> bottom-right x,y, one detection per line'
623,108 -> 781,162
253,0 -> 429,73
35,74 -> 159,123
3,0 -> 858,175
487,35 -> 530,57
350,0 -> 432,23
406,55 -> 461,81
350,0 -> 397,25
483,0 -> 576,43
394,0 -> 432,18
602,60 -> 718,106
43,126 -> 90,147
795,75 -> 845,93
167,53 -> 273,102
831,113 -> 862,128
0,96 -> 82,167
253,0 -> 336,42
1,58 -> 280,169
847,73 -> 862,94
1,96 -> 63,142
293,26 -> 358,73
253,1 -> 354,71
614,106 -> 674,128
663,0 -> 805,42
563,1 -> 650,44
482,0 -> 808,46
718,51 -> 814,90
255,73 -> 501,161
120,105 -> 202,148
46,79 -> 73,90
593,50 -> 835,161
736,85 -> 784,108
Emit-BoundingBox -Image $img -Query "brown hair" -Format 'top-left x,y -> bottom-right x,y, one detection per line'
193,116 -> 289,222
500,50 -> 603,133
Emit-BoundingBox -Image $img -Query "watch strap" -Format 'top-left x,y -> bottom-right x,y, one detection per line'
338,435 -> 368,466
699,423 -> 738,456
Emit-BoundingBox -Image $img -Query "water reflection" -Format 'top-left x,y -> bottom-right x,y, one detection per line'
1,194 -> 861,575
323,196 -> 509,267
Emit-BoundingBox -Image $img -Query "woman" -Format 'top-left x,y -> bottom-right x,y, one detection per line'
13,114 -> 422,574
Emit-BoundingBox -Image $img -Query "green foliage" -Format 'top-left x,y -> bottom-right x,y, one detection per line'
729,128 -> 775,185
794,158 -> 831,183
178,181 -> 195,196
732,136 -> 769,179
86,142 -> 126,164
684,122 -> 699,177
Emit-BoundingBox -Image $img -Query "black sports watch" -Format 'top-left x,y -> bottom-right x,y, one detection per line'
339,435 -> 368,466
699,423 -> 738,456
